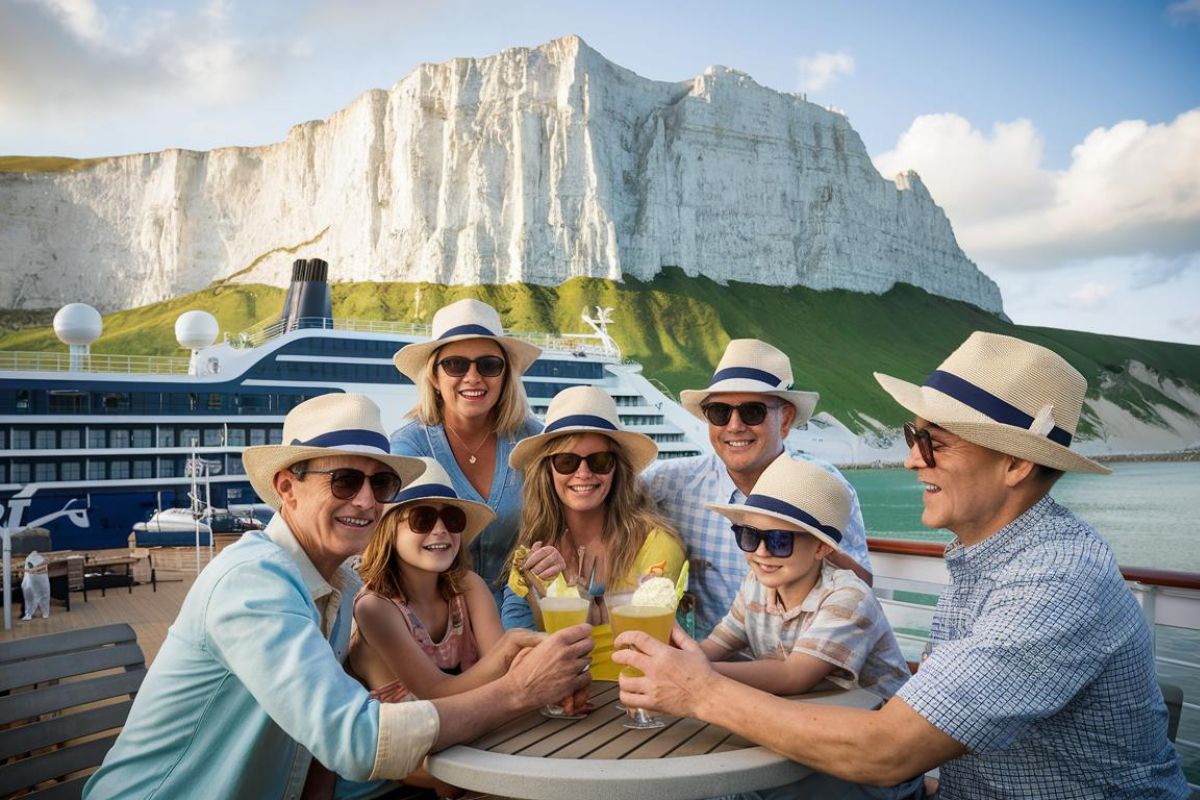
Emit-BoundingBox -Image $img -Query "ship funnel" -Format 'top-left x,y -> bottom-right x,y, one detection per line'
280,258 -> 333,332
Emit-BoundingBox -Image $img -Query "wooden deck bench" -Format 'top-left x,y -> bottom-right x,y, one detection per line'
0,623 -> 145,799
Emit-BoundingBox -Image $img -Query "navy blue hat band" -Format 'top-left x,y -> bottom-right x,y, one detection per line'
743,495 -> 843,543
544,414 -> 619,433
290,429 -> 389,452
923,370 -> 1072,447
439,323 -> 496,340
393,484 -> 459,504
711,366 -> 787,388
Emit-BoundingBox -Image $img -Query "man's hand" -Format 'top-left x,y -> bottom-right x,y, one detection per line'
504,623 -> 593,710
523,541 -> 566,581
494,628 -> 545,670
613,624 -> 718,719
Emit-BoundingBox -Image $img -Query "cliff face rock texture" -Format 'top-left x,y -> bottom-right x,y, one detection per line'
0,36 -> 1003,314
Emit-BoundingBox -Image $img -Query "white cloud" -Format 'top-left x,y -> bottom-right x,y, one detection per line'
1167,0 -> 1200,24
796,51 -> 854,93
873,109 -> 1200,268
30,0 -> 105,44
1069,281 -> 1113,308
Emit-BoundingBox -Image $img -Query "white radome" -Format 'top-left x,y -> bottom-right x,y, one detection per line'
175,310 -> 219,349
53,303 -> 103,345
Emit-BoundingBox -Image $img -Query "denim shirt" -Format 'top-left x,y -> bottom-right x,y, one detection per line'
84,516 -> 439,800
391,417 -> 542,605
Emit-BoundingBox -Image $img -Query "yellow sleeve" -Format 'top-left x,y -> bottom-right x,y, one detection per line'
629,528 -> 687,586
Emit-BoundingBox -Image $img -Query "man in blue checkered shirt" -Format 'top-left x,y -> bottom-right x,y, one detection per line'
616,332 -> 1188,799
644,339 -> 873,639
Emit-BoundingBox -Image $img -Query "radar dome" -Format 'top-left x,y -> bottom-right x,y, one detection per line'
175,311 -> 219,350
53,304 -> 102,345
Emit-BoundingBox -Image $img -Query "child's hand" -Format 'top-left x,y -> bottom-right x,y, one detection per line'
497,628 -> 545,668
523,541 -> 566,581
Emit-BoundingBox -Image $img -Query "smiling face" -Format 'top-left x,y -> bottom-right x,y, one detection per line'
275,454 -> 395,572
705,392 -> 796,486
432,338 -> 507,426
549,433 -> 616,516
392,501 -> 463,576
735,510 -> 828,598
904,418 -> 1016,541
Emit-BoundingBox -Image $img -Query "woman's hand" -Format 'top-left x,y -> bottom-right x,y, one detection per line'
523,541 -> 566,582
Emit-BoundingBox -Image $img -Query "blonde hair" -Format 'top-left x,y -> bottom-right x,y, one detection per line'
408,342 -> 533,438
358,503 -> 472,602
505,433 -> 681,591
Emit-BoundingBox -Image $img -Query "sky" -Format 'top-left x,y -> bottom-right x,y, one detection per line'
2,0 -> 1199,344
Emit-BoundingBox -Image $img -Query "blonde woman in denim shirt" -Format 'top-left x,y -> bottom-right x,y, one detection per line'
392,299 -> 544,607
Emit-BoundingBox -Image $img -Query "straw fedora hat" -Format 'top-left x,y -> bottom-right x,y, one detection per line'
874,331 -> 1109,474
393,299 -> 542,382
509,386 -> 659,473
706,453 -> 848,551
680,339 -> 819,428
380,458 -> 496,546
243,394 -> 428,509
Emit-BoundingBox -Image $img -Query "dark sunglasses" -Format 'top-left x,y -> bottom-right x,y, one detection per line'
290,467 -> 402,503
549,451 -> 617,475
903,422 -> 935,468
436,355 -> 506,378
403,504 -> 467,534
732,524 -> 796,558
701,401 -> 779,427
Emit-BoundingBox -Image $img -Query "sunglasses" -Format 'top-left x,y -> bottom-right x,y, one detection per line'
903,422 -> 935,468
290,467 -> 402,503
732,524 -> 796,558
436,355 -> 506,378
403,504 -> 467,534
701,401 -> 779,427
549,451 -> 617,475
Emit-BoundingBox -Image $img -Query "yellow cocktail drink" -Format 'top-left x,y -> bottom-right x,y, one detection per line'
611,604 -> 675,677
540,596 -> 589,633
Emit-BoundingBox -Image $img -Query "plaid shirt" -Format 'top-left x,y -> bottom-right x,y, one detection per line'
645,450 -> 871,638
898,496 -> 1188,799
710,561 -> 910,698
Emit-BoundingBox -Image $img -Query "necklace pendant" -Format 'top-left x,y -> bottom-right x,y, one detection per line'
468,455 -> 477,464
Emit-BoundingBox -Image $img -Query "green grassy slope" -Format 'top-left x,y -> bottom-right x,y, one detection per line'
0,156 -> 108,173
3,269 -> 1198,433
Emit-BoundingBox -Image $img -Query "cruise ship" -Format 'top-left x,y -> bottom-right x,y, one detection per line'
0,260 -> 707,551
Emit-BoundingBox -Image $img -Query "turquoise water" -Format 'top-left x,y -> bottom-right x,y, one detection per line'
845,461 -> 1200,573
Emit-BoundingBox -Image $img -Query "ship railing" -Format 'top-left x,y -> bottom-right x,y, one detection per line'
0,350 -> 190,375
229,317 -> 620,359
867,538 -> 1200,788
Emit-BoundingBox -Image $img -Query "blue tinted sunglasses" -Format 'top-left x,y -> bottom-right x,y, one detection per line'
732,524 -> 795,558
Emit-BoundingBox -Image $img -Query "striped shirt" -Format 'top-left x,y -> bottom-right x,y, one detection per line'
710,561 -> 910,698
898,496 -> 1188,799
645,450 -> 871,638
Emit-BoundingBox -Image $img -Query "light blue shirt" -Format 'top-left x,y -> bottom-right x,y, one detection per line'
391,417 -> 542,605
85,516 -> 438,799
898,496 -> 1188,799
645,449 -> 871,639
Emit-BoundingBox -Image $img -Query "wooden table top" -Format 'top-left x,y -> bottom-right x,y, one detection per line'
426,681 -> 882,800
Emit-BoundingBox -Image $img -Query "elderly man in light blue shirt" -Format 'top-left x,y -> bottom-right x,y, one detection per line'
86,394 -> 591,799
645,339 -> 872,638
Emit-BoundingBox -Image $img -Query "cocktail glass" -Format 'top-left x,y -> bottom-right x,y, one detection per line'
539,595 -> 591,719
610,603 -> 676,729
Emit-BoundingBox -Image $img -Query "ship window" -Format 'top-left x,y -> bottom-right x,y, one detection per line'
34,463 -> 55,482
133,460 -> 153,479
102,392 -> 130,411
208,393 -> 223,411
132,429 -> 152,448
61,429 -> 81,449
228,455 -> 244,475
268,428 -> 283,445
12,463 -> 31,483
227,428 -> 247,447
35,430 -> 55,449
87,461 -> 106,480
0,464 -> 6,483
88,429 -> 106,448
0,430 -> 5,449
110,430 -> 130,449
11,430 -> 31,449
181,429 -> 200,448
110,461 -> 130,480
227,488 -> 243,500
16,390 -> 30,411
203,429 -> 223,447
158,458 -> 175,478
49,390 -> 88,413
60,462 -> 81,481
250,429 -> 267,446
158,427 -> 175,447
241,394 -> 269,412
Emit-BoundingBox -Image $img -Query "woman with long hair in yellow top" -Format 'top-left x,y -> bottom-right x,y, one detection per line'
501,386 -> 685,679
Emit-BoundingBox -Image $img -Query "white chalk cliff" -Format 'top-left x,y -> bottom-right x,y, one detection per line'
0,35 -> 1003,314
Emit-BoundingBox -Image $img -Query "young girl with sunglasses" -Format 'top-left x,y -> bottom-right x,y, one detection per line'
501,387 -> 685,680
691,453 -> 909,702
347,458 -> 544,795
